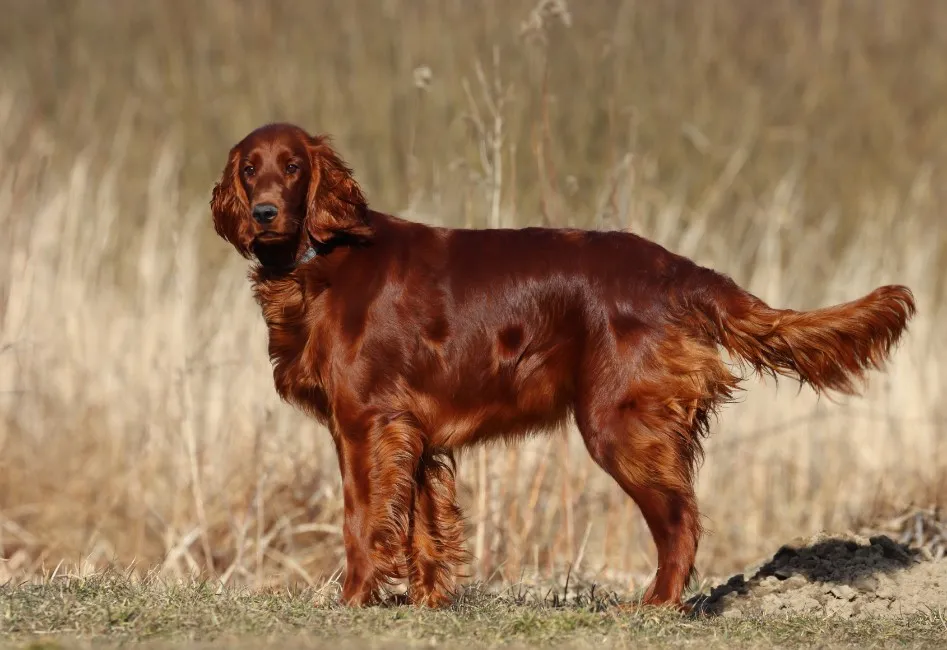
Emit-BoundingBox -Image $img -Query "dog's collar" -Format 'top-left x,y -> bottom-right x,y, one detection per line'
278,234 -> 360,272
295,246 -> 318,266
267,245 -> 317,274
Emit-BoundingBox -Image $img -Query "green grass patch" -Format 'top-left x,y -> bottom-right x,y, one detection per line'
2,573 -> 945,649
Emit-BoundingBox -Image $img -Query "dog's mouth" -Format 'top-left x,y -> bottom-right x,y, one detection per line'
254,230 -> 293,243
251,232 -> 299,268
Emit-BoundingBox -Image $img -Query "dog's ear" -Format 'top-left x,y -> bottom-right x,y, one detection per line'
210,146 -> 253,258
304,137 -> 372,243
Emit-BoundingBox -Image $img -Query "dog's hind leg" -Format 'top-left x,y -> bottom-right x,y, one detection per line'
575,331 -> 733,608
576,398 -> 702,608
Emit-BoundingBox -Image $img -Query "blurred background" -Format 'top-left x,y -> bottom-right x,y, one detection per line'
1,0 -> 944,594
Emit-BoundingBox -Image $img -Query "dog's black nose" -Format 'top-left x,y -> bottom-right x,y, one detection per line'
252,203 -> 279,224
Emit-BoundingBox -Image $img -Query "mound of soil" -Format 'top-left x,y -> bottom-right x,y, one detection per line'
689,532 -> 947,619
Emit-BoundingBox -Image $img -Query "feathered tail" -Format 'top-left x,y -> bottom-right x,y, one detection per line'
681,272 -> 916,396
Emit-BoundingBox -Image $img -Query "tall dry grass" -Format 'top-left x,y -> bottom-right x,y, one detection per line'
0,1 -> 945,592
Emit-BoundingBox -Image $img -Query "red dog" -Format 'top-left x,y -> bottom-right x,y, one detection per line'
210,123 -> 915,610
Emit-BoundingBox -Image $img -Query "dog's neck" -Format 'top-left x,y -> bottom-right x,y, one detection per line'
256,232 -> 365,278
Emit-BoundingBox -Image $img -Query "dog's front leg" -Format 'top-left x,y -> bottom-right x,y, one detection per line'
336,412 -> 424,606
408,449 -> 468,607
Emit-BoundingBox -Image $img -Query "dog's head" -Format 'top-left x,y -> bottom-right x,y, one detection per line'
210,123 -> 370,267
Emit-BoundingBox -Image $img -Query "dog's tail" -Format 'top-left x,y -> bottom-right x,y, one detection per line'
679,269 -> 916,396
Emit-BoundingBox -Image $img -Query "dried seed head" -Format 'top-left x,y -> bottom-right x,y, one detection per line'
520,0 -> 573,41
413,65 -> 433,91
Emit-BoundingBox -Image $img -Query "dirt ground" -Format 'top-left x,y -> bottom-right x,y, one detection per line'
689,531 -> 947,620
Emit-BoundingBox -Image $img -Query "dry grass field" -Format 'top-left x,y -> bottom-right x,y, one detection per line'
1,1 -> 946,647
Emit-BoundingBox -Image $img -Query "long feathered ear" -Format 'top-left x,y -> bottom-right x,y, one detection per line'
305,137 -> 372,243
210,147 -> 253,258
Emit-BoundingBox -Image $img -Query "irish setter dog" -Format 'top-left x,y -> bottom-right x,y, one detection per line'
210,122 -> 916,610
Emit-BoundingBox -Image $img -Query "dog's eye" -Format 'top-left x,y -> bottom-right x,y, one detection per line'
285,163 -> 299,174
243,165 -> 255,177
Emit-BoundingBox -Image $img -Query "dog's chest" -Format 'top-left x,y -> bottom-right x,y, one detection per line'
254,277 -> 331,421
